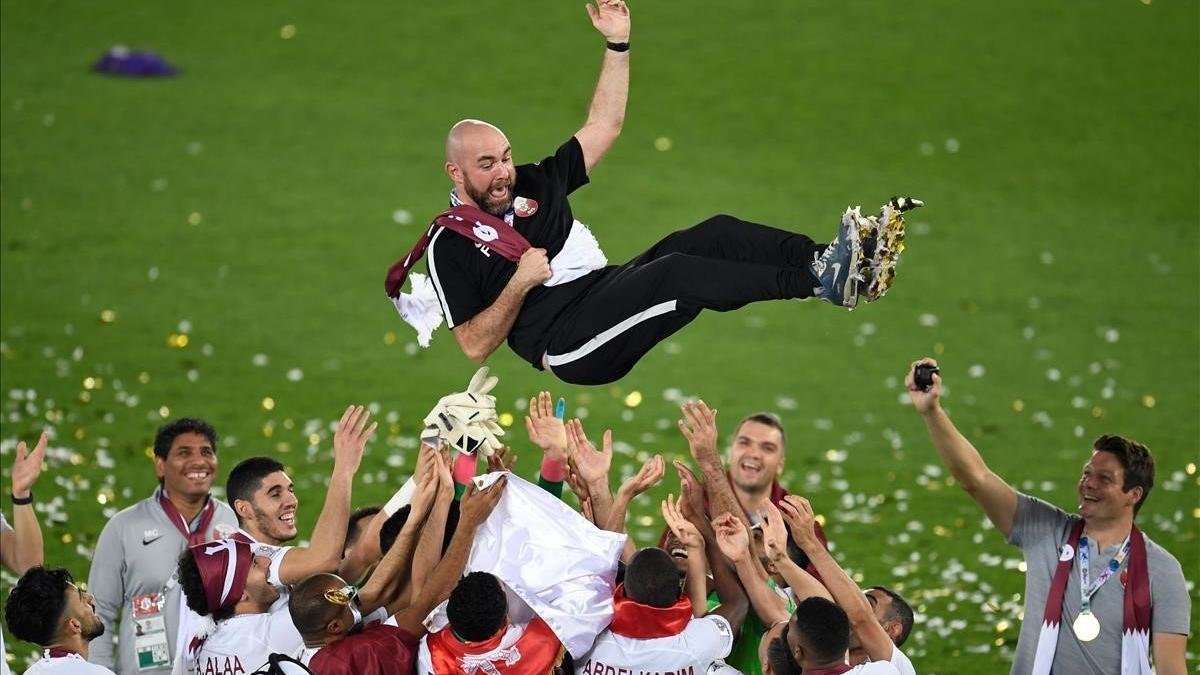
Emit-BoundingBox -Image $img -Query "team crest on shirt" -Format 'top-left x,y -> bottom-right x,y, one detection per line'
514,196 -> 538,217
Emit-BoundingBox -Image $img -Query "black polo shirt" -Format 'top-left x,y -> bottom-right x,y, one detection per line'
427,137 -> 605,368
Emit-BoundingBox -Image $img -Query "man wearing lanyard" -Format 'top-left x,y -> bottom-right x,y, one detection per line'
6,566 -> 115,674
905,358 -> 1190,675
88,419 -> 238,674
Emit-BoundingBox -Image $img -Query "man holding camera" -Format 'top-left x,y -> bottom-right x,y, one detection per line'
905,358 -> 1188,675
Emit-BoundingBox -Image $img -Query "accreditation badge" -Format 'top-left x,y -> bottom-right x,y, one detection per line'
131,592 -> 171,669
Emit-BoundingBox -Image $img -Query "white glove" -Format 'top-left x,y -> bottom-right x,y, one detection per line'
420,367 -> 506,456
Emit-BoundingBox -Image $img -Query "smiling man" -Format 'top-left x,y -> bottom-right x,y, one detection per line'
6,566 -> 114,674
224,406 -> 376,594
386,0 -> 919,385
907,357 -> 1190,675
88,418 -> 238,675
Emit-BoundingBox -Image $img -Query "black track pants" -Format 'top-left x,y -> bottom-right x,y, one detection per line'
544,214 -> 825,385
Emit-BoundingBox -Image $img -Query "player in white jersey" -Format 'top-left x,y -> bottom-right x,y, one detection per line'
774,497 -> 916,675
176,539 -> 302,675
574,548 -> 742,675
223,405 -> 381,591
5,566 -> 115,675
785,597 -> 899,675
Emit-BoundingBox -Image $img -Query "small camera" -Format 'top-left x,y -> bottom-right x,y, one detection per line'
914,364 -> 939,391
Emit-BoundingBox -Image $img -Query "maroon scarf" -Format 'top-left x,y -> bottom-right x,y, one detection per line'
158,490 -> 217,547
1032,519 -> 1151,675
385,206 -> 532,298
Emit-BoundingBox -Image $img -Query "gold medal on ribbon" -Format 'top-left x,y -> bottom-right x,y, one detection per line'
1072,611 -> 1101,642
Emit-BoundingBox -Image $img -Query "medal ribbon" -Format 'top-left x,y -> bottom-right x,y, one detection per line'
1077,534 -> 1131,614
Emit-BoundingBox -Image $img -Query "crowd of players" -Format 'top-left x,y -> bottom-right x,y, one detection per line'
1,360 -> 1189,675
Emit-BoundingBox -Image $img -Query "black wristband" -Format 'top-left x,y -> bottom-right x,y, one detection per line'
11,492 -> 32,506
606,41 -> 630,52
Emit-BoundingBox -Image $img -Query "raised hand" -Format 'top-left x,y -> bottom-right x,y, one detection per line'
461,476 -> 507,528
678,400 -> 720,465
777,495 -> 822,554
524,391 -> 567,463
905,357 -> 942,415
566,418 -> 612,487
487,446 -> 518,473
712,512 -> 750,564
333,405 -> 376,476
11,431 -> 48,499
617,454 -> 665,500
661,494 -> 703,553
761,501 -> 790,563
585,0 -> 631,43
408,451 -> 442,524
672,460 -> 707,527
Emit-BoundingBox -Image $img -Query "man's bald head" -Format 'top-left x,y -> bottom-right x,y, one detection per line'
446,119 -> 508,164
443,119 -> 516,217
288,573 -> 351,640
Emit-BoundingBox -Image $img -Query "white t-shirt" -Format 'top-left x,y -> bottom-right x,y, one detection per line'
193,605 -> 303,675
25,652 -> 116,674
574,615 -> 735,675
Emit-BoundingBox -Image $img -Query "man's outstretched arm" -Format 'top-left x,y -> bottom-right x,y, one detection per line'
907,358 -> 1018,536
575,0 -> 630,174
452,248 -> 550,363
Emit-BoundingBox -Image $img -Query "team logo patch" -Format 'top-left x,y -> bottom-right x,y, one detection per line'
473,222 -> 499,242
1059,543 -> 1074,562
514,196 -> 538,218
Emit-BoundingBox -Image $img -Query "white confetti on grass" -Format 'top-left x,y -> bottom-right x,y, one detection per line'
252,353 -> 269,367
392,209 -> 413,225
918,313 -> 939,327
286,368 -> 304,382
967,364 -> 986,378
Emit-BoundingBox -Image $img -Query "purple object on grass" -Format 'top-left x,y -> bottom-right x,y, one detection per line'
92,46 -> 178,77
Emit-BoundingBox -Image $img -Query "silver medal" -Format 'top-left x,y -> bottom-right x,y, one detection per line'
1072,611 -> 1101,642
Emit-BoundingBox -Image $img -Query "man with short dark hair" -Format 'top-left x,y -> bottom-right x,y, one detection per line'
223,406 -> 377,596
574,547 -> 746,675
776,497 -> 915,675
907,357 -> 1190,675
88,418 -> 238,674
2,431 -> 49,675
6,566 -> 114,674
785,597 -> 899,674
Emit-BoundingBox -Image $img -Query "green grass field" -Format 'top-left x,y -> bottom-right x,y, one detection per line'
2,1 -> 1197,671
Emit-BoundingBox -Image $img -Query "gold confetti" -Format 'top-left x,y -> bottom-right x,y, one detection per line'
384,331 -> 398,345
1141,395 -> 1155,408
308,433 -> 320,445
933,342 -> 945,355
933,525 -> 950,537
99,309 -> 116,324
280,24 -> 297,39
167,333 -> 190,348
814,514 -> 826,526
145,446 -> 155,459
276,442 -> 291,453
97,493 -> 108,505
498,412 -> 514,427
1090,406 -> 1105,418
159,406 -> 171,418
1186,463 -> 1196,475
139,371 -> 151,384
653,137 -> 672,151
1192,508 -> 1200,519
61,533 -> 73,544
1011,399 -> 1024,412
624,391 -> 643,407
996,620 -> 1010,632
83,377 -> 97,390
994,637 -> 1005,647
187,212 -> 203,226
262,397 -> 275,410
78,391 -> 91,403
73,428 -> 85,440
263,423 -> 275,438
